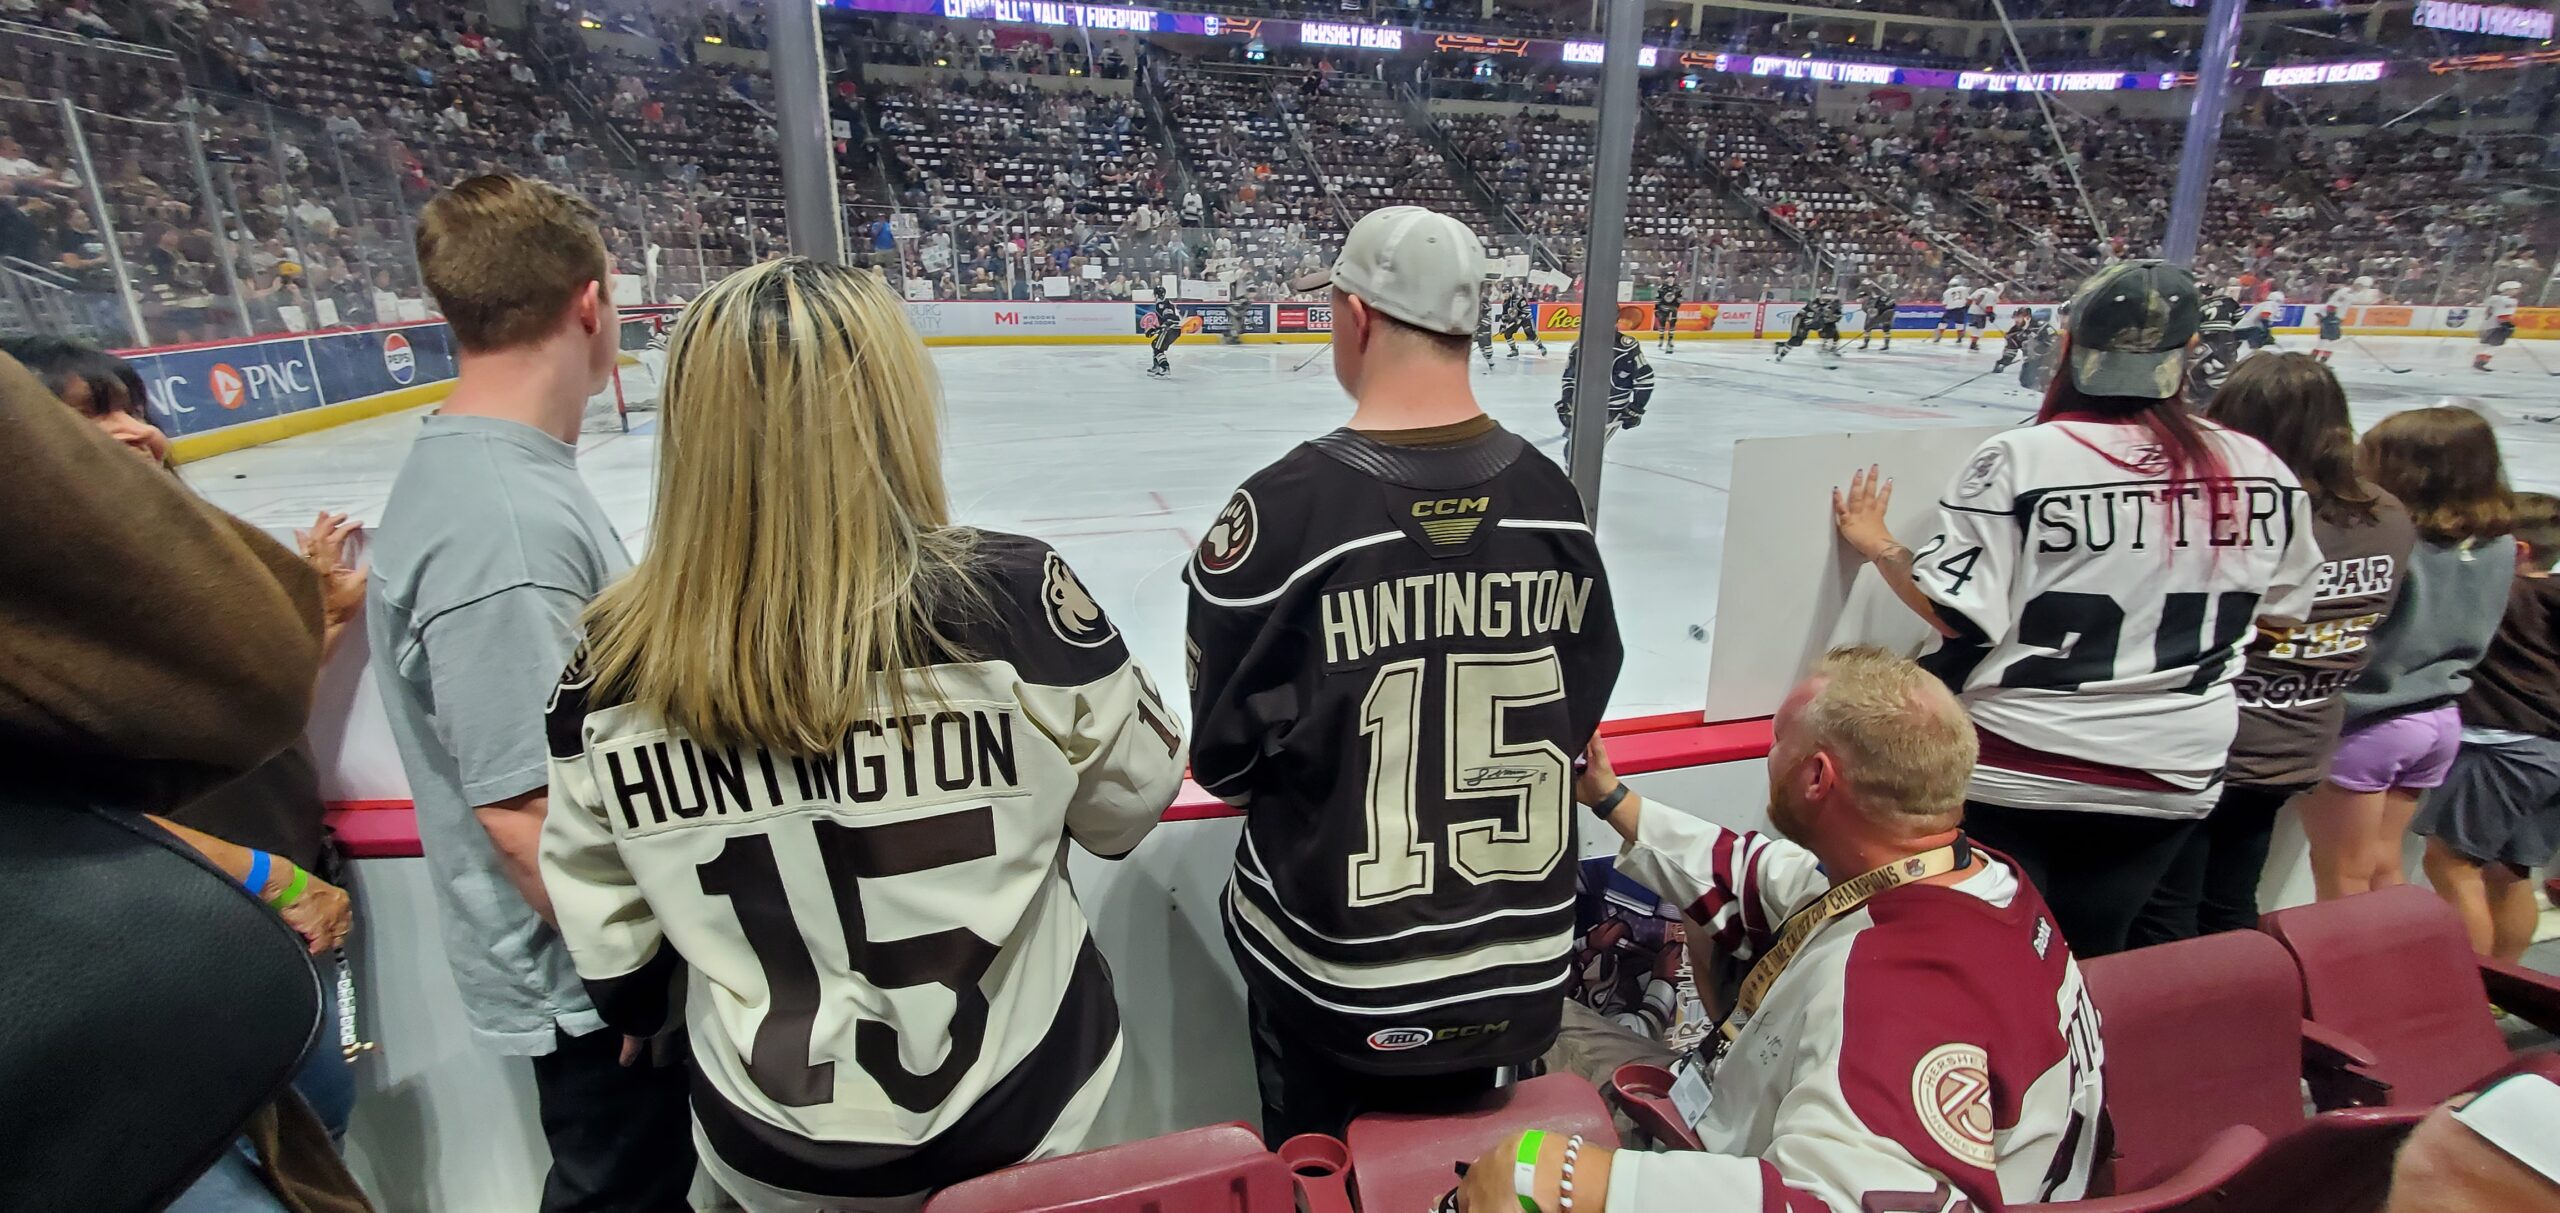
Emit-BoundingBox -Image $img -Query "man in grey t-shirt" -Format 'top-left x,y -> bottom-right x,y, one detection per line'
369,175 -> 693,1211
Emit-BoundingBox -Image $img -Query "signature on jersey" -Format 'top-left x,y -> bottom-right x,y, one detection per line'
1459,765 -> 1548,788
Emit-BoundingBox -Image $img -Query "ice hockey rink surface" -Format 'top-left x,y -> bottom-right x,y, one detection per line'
182,334 -> 2560,721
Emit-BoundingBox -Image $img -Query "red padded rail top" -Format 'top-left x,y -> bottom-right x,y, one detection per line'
324,714 -> 1776,860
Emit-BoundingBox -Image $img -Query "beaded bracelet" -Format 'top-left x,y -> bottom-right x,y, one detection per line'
1559,1134 -> 1584,1213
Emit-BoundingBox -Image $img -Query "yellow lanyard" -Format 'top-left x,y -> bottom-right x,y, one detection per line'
1716,836 -> 1971,1046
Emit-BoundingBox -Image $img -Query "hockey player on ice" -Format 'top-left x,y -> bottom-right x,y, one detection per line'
2240,291 -> 2284,351
1146,298 -> 1182,377
2476,280 -> 2522,371
2313,303 -> 2343,363
1474,294 -> 1497,369
1774,286 -> 1845,362
1556,329 -> 1654,456
1652,277 -> 1682,351
1858,277 -> 1898,350
1934,276 -> 1970,342
1964,280 -> 2003,350
1501,287 -> 1548,357
1991,307 -> 2051,375
2187,281 -> 2250,403
2329,275 -> 2383,308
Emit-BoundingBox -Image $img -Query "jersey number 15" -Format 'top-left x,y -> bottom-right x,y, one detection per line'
1351,648 -> 1573,906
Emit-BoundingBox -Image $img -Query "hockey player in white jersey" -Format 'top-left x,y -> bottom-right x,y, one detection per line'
1831,260 -> 2321,957
1964,281 -> 2003,350
1934,277 -> 1970,343
1454,650 -> 2104,1213
2476,281 -> 2522,371
540,261 -> 1187,1211
2241,291 -> 2284,350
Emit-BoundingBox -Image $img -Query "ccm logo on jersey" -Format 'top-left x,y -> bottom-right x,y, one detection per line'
1411,495 -> 1490,547
1043,551 -> 1118,647
1198,490 -> 1258,574
1367,1021 -> 1511,1052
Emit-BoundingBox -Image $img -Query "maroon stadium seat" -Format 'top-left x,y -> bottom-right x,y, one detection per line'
1345,1074 -> 1620,1213
2260,885 -> 2560,1109
922,1123 -> 1309,1213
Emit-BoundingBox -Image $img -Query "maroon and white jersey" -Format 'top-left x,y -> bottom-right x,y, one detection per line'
1604,806 -> 2104,1213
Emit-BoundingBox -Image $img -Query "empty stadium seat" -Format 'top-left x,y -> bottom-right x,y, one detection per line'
2259,885 -> 2560,1110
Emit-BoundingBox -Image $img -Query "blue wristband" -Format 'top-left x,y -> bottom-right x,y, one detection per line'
243,849 -> 272,897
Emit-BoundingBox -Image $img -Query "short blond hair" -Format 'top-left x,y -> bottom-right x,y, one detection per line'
415,174 -> 608,353
1801,646 -> 1976,830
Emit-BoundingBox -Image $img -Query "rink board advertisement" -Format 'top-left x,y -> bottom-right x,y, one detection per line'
1272,302 -> 1334,333
1135,302 -> 1270,336
129,321 -> 458,439
905,300 -> 1131,339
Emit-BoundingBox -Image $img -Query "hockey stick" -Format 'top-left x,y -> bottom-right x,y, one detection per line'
1289,343 -> 1332,373
2511,341 -> 2560,377
2347,337 -> 2415,375
1915,366 -> 2006,403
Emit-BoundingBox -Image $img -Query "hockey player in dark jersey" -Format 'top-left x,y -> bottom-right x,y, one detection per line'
1198,206 -> 1623,1143
1556,329 -> 1656,452
1774,286 -> 1844,362
2314,303 -> 2343,363
1500,288 -> 1548,357
2187,281 -> 2250,402
1991,307 -> 2050,373
1147,298 -> 1183,377
1474,295 -> 1496,369
1652,278 -> 1682,351
1857,278 -> 1898,350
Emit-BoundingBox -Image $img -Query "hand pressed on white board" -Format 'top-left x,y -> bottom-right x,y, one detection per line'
1832,463 -> 1900,562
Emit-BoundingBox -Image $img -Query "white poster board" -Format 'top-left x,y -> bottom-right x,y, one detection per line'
904,278 -> 933,300
1501,253 -> 1531,278
1041,275 -> 1072,298
1702,426 -> 2005,720
1617,279 -> 1637,302
1531,269 -> 1572,290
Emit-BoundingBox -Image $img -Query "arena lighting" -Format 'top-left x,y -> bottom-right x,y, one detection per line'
2412,0 -> 2556,38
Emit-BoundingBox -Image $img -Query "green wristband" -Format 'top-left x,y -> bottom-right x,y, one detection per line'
268,864 -> 311,910
1513,1129 -> 1546,1213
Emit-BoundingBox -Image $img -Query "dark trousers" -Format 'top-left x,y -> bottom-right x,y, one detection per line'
528,1027 -> 697,1213
1963,801 -> 2199,958
1246,997 -> 1499,1146
2129,783 -> 2296,948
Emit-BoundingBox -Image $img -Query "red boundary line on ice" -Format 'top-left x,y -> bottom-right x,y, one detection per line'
323,714 -> 1777,859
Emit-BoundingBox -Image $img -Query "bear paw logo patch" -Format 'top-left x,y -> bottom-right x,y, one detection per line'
1198,490 -> 1258,575
1043,551 -> 1116,647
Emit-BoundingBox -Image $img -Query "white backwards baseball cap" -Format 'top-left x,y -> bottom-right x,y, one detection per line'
1289,206 -> 1488,337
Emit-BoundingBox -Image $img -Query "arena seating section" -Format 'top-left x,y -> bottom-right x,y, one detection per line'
0,0 -> 2550,343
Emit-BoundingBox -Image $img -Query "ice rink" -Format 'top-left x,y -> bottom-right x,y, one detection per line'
183,333 -> 2560,720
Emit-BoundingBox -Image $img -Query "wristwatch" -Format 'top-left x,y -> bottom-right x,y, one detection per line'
1588,782 -> 1631,820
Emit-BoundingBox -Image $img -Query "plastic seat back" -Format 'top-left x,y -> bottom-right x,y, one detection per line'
1346,1075 -> 1620,1213
2259,886 -> 2510,1107
922,1123 -> 1292,1213
2080,932 -> 2307,1190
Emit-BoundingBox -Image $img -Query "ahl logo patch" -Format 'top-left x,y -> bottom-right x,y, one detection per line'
1367,1028 -> 1433,1052
1043,551 -> 1117,648
1198,490 -> 1258,574
1912,1043 -> 1998,1168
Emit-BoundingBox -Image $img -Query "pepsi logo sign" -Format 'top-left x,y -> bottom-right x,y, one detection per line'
383,332 -> 416,384
210,363 -> 247,410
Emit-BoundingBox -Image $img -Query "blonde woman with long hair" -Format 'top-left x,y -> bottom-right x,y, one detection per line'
537,259 -> 1186,1212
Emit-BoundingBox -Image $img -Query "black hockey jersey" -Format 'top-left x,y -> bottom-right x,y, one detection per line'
2198,294 -> 2247,335
1186,422 -> 1623,1072
1799,298 -> 1845,330
1557,334 -> 1656,424
1653,286 -> 1682,318
542,533 -> 1186,1200
1501,294 -> 1535,329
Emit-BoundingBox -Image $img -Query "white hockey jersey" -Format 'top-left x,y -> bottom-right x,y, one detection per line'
1914,421 -> 2321,816
1941,284 -> 1972,311
1603,806 -> 2104,1213
2485,292 -> 2520,327
540,534 -> 1186,1201
1967,285 -> 2001,317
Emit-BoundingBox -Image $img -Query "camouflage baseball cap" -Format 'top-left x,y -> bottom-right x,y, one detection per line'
2062,260 -> 2203,399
